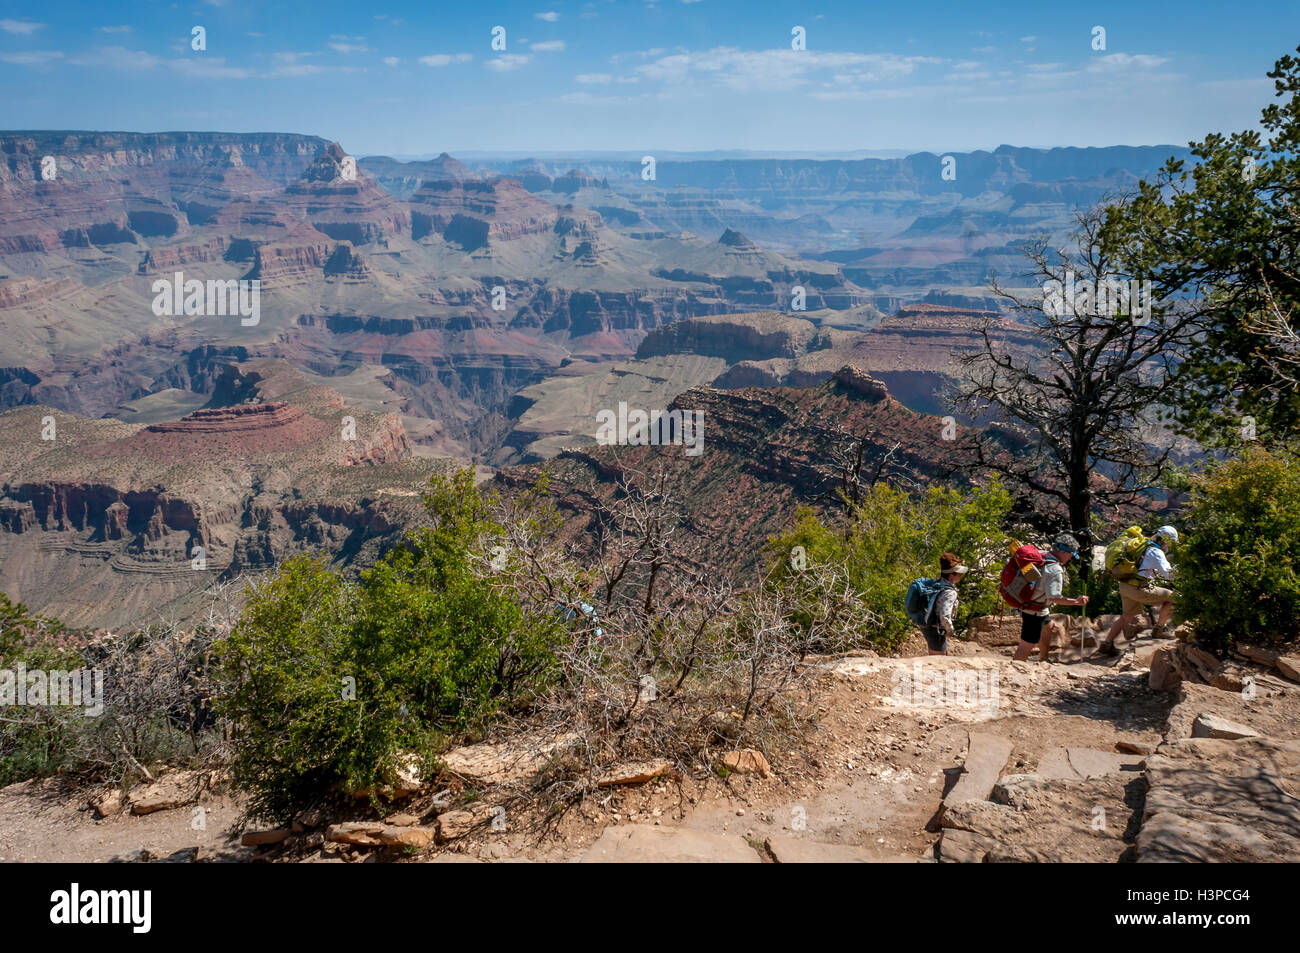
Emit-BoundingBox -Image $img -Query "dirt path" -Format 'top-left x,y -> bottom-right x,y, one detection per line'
2,628 -> 1295,863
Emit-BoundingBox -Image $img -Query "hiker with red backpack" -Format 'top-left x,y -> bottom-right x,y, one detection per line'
1098,525 -> 1179,656
1000,534 -> 1089,662
904,552 -> 969,655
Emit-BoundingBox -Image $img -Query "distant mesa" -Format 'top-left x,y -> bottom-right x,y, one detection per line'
718,228 -> 759,250
831,364 -> 890,401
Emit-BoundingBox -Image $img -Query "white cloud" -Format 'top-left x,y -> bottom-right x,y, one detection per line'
1020,36 -> 1037,43
0,49 -> 61,66
383,56 -> 400,67
97,26 -> 133,34
535,10 -> 560,20
172,56 -> 255,79
576,72 -> 612,83
1087,52 -> 1169,73
329,37 -> 372,54
635,47 -> 941,92
419,52 -> 473,66
530,40 -> 565,52
560,91 -> 636,105
0,19 -> 44,35
67,46 -> 163,70
486,53 -> 533,71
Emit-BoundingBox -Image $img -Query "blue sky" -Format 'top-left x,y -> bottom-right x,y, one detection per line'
1,1 -> 1296,156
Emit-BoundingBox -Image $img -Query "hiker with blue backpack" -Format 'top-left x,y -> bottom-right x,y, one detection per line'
905,553 -> 969,655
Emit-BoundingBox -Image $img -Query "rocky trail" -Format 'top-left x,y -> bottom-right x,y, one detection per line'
2,616 -> 1297,863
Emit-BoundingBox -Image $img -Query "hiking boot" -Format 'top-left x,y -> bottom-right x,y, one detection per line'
1097,640 -> 1120,657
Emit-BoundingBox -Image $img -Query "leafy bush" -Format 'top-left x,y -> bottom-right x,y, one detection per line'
766,480 -> 1014,650
1,597 -> 214,787
1179,448 -> 1300,650
217,470 -> 567,823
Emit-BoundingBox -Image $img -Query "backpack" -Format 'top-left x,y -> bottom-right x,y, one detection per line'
905,578 -> 953,627
999,543 -> 1047,609
1105,527 -> 1154,581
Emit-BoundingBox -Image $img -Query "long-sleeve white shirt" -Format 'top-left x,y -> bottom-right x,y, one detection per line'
1137,545 -> 1175,581
933,586 -> 958,640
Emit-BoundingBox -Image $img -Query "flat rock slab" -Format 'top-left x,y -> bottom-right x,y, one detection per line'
950,773 -> 1136,862
1191,714 -> 1259,740
596,760 -> 677,787
579,825 -> 760,863
440,733 -> 577,785
945,732 -> 1013,804
1277,656 -> 1300,682
1037,747 -> 1078,780
128,770 -> 208,816
763,835 -> 913,864
1066,748 -> 1145,778
1139,737 -> 1300,862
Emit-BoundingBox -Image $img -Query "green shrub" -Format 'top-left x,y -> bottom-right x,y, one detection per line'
1179,448 -> 1300,650
217,470 -> 567,823
767,480 -> 1014,650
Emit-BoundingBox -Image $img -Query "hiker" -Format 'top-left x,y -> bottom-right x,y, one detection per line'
1012,534 -> 1089,662
1099,525 -> 1178,655
905,553 -> 969,655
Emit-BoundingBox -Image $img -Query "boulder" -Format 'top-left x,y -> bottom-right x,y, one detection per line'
719,749 -> 771,778
379,825 -> 435,848
128,770 -> 207,815
241,828 -> 293,847
90,788 -> 122,819
436,802 -> 496,842
1148,646 -> 1182,691
936,829 -> 1000,863
440,733 -> 577,785
1277,656 -> 1300,683
1191,714 -> 1259,740
1238,644 -> 1280,667
1139,737 -> 1300,862
597,760 -> 677,787
156,847 -> 199,863
1116,740 -> 1152,756
325,822 -> 387,846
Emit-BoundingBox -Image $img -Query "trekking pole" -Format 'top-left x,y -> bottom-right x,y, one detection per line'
1080,597 -> 1089,660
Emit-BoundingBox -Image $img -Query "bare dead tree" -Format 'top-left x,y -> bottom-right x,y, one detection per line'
954,200 -> 1196,570
463,459 -> 873,829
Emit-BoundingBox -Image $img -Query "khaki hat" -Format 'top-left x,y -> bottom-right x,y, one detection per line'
940,552 -> 969,575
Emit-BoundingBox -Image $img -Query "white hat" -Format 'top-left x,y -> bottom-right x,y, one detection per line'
1156,525 -> 1179,542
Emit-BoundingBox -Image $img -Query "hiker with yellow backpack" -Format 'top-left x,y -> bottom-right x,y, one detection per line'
1098,525 -> 1179,656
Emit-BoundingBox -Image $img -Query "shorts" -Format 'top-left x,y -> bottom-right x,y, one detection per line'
1119,581 -> 1175,617
1019,612 -> 1047,645
921,623 -> 948,653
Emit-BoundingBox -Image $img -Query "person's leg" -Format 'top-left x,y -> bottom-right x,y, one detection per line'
1158,602 -> 1174,627
1103,582 -> 1142,652
1040,619 -> 1061,661
1014,612 -> 1044,661
923,623 -> 947,656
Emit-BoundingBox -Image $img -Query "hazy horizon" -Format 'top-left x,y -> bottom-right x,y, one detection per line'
2,1 -> 1296,155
